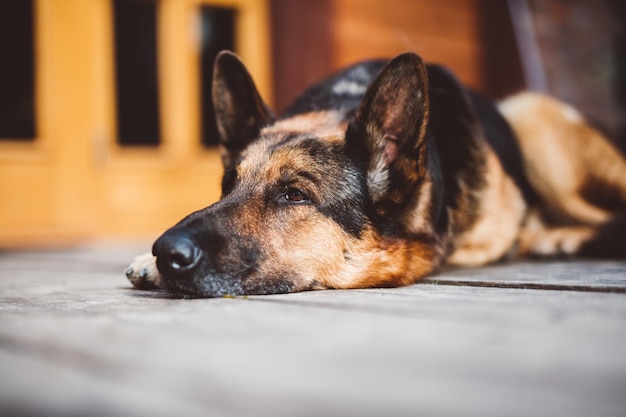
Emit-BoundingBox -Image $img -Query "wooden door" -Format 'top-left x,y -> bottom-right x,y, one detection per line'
0,0 -> 271,247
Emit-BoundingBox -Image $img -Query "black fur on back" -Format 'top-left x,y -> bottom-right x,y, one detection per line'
280,60 -> 387,120
425,65 -> 488,235
468,90 -> 538,205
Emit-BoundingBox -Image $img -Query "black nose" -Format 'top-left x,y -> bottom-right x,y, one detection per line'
152,234 -> 202,275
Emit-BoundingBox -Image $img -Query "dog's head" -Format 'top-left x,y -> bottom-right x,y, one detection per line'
152,51 -> 442,297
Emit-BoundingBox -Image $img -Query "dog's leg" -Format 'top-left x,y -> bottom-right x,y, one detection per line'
499,92 -> 626,225
518,211 -> 596,257
125,253 -> 162,289
518,209 -> 626,259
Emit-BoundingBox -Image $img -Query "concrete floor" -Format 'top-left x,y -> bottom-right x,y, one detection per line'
1,245 -> 625,417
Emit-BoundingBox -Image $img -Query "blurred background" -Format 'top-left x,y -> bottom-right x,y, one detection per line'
1,0 -> 624,248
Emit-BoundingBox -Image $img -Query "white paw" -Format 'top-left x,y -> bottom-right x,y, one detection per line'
125,252 -> 162,289
530,228 -> 593,257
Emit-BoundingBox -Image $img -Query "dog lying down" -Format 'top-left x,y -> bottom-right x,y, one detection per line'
126,51 -> 626,298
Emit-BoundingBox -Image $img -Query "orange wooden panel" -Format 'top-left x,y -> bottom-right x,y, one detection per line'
270,0 -> 516,110
0,0 -> 272,247
95,0 -> 272,238
331,0 -> 485,90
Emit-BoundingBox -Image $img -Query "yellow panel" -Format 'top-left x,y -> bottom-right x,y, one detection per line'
0,0 -> 272,245
47,0 -> 101,233
96,0 -> 271,238
0,164 -> 56,230
0,0 -> 83,247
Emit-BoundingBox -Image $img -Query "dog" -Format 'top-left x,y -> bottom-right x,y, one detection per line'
126,51 -> 626,297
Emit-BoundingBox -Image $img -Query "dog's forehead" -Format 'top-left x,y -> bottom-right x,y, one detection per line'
263,110 -> 349,138
238,111 -> 349,180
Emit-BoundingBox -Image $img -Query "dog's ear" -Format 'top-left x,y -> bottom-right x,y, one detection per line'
212,51 -> 274,166
348,52 -> 430,208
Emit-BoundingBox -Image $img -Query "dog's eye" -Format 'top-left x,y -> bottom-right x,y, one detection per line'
283,187 -> 309,203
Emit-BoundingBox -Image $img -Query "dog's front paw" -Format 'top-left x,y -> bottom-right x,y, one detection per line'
125,252 -> 162,289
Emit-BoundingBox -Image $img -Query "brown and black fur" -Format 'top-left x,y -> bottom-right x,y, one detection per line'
126,51 -> 626,298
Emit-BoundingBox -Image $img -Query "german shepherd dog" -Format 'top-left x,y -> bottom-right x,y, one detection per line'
126,51 -> 626,297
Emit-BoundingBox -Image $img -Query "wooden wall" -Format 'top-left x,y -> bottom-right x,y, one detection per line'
270,0 -> 525,113
270,0 -> 626,149
523,0 -> 626,149
0,0 -> 272,247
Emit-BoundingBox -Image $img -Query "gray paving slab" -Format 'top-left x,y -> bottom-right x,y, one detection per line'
1,247 -> 625,417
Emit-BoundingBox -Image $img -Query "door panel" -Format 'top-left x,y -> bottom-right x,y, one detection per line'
0,0 -> 271,247
0,0 -> 88,246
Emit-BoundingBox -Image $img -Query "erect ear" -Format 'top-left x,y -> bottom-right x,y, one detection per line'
212,51 -> 275,167
348,52 -> 430,206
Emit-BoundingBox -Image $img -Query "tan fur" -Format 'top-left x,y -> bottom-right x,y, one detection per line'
499,92 -> 626,225
262,111 -> 348,139
496,92 -> 626,258
256,213 -> 437,290
448,149 -> 526,266
331,231 -> 439,289
405,174 -> 435,235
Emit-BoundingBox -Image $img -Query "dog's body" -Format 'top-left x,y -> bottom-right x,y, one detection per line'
127,51 -> 626,297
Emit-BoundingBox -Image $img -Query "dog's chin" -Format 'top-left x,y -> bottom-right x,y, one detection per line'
160,274 -> 246,298
161,272 -> 300,298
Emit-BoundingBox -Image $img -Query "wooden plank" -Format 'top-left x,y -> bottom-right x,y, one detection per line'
0,350 -> 222,417
427,261 -> 626,292
1,248 -> 626,417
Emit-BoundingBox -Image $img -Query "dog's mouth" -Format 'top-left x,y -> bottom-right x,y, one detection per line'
159,273 -> 246,298
157,262 -> 304,298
